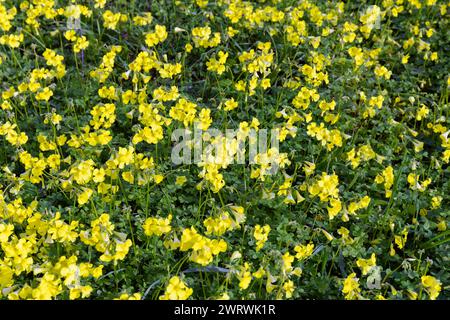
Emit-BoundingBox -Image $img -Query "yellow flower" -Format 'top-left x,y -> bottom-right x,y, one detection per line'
169,98 -> 197,127
253,224 -> 271,251
238,262 -> 252,290
35,87 -> 53,101
0,33 -> 24,48
179,227 -> 203,251
235,80 -> 246,92
64,30 -> 77,41
73,36 -> 89,53
374,65 -> 392,79
369,95 -> 384,109
282,252 -> 294,274
116,146 -> 134,168
416,105 -> 430,121
0,265 -> 14,289
48,212 -> 78,243
283,280 -> 295,298
327,198 -> 342,219
122,171 -> 134,184
90,103 -> 116,129
431,196 -> 442,209
206,51 -> 228,75
154,174 -> 164,184
133,125 -> 164,145
227,26 -> 238,37
94,0 -> 107,8
43,49 -> 64,67
159,276 -> 193,300
70,159 -> 95,184
192,26 -> 221,48
394,228 -> 408,249
115,293 -> 142,300
203,211 -> 237,236
260,78 -> 271,89
308,172 -> 340,202
430,52 -> 438,61
342,273 -> 360,300
338,227 -> 353,245
437,220 -> 447,231
348,195 -> 371,215
51,113 -> 63,125
302,162 -> 316,176
145,25 -> 168,47
175,176 -> 187,186
98,86 -> 117,100
375,166 -> 394,198
133,12 -> 152,26
78,188 -> 93,205
103,10 -> 127,30
356,253 -> 376,275
152,86 -> 179,102
421,275 -> 441,300
159,62 -> 182,79
402,54 -> 410,64
348,47 -> 364,66
252,267 -> 266,279
31,273 -> 63,300
143,215 -> 172,236
294,243 -> 314,261
185,43 -> 193,53
197,108 -> 212,131
222,98 -> 238,111
0,223 -> 14,243
113,239 -> 132,261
